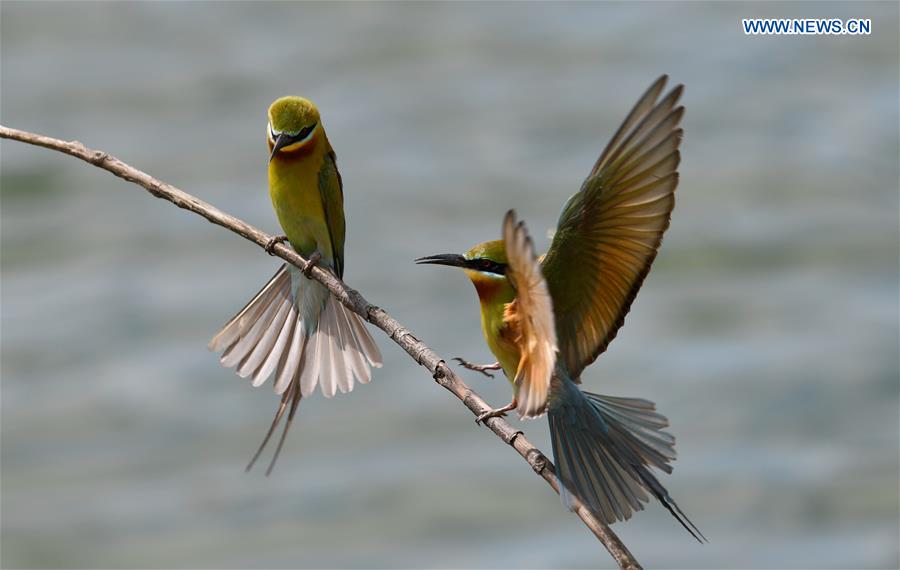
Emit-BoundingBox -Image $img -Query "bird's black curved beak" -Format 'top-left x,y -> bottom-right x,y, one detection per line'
269,133 -> 292,162
415,253 -> 467,268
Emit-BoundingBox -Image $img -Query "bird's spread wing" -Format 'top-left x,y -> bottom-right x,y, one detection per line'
502,210 -> 558,419
542,75 -> 684,379
319,150 -> 346,278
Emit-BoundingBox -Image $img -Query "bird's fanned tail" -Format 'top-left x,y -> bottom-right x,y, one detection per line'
548,376 -> 706,542
209,264 -> 382,473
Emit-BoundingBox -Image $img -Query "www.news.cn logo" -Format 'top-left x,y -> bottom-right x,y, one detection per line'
743,18 -> 871,35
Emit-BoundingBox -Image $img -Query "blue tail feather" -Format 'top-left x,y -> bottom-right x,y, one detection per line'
548,375 -> 706,542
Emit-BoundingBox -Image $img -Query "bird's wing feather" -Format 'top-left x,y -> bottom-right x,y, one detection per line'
502,210 -> 558,419
319,149 -> 346,278
542,75 -> 684,379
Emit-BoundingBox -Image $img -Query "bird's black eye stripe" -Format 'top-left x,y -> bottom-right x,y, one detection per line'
469,258 -> 507,275
270,123 -> 317,144
293,123 -> 316,142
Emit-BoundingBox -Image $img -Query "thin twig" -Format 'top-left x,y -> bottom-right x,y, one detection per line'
0,125 -> 642,570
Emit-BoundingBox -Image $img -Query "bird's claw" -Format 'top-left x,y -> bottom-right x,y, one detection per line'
475,409 -> 507,424
474,401 -> 517,425
303,251 -> 322,278
453,357 -> 502,378
265,235 -> 289,255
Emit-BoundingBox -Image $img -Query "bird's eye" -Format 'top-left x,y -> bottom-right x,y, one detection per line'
480,259 -> 493,270
297,123 -> 317,140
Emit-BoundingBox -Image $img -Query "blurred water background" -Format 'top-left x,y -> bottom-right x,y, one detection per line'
2,2 -> 898,568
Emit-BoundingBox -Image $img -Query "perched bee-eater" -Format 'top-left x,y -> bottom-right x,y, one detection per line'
209,96 -> 382,474
417,76 -> 704,541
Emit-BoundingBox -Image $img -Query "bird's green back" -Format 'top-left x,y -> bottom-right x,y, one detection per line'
316,149 -> 345,277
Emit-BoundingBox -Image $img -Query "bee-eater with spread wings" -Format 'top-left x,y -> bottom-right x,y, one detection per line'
209,97 -> 382,474
417,76 -> 704,541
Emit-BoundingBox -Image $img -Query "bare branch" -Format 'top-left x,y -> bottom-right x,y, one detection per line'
0,125 -> 642,570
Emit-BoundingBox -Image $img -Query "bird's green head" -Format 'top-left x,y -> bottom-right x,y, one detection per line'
462,240 -> 509,271
267,96 -> 321,160
416,240 -> 511,301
